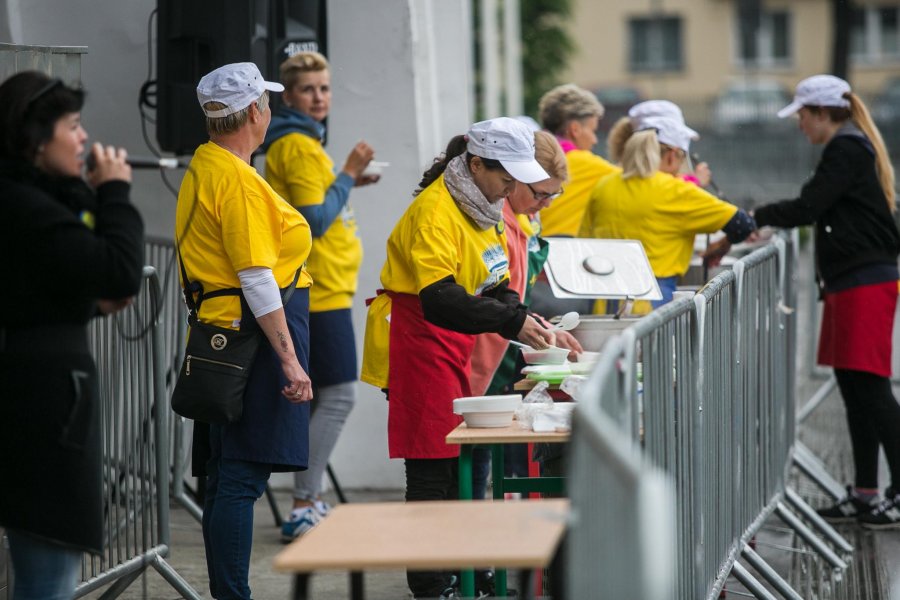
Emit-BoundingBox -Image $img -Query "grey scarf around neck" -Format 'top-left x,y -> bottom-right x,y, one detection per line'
443,155 -> 503,230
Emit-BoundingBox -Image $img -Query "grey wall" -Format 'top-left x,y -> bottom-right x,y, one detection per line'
2,0 -> 474,490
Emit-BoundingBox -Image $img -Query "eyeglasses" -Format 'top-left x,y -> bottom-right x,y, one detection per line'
526,183 -> 564,202
26,78 -> 63,109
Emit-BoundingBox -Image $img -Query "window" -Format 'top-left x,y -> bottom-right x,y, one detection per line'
851,6 -> 900,63
735,9 -> 792,67
629,16 -> 683,72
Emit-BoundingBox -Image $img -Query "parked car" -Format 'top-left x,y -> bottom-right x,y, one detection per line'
871,77 -> 900,128
711,79 -> 792,134
593,85 -> 643,132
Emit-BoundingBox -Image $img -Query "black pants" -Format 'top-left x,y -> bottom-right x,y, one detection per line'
834,368 -> 900,491
405,458 -> 459,598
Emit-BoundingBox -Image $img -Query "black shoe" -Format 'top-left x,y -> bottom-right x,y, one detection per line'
816,486 -> 877,523
859,489 -> 900,530
438,575 -> 460,600
473,570 -> 516,598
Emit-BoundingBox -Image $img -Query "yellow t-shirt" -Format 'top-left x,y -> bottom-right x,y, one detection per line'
361,175 -> 511,388
539,149 -> 619,237
175,142 -> 313,329
580,171 -> 737,278
265,132 -> 362,312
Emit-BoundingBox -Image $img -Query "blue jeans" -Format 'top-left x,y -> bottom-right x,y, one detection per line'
7,530 -> 81,600
202,425 -> 271,599
652,276 -> 679,309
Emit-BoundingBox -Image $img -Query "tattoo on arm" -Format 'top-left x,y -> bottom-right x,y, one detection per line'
276,330 -> 289,353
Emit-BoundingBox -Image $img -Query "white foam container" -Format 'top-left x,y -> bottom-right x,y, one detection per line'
453,394 -> 522,428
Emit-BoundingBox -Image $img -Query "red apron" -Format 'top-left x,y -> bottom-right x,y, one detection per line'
387,292 -> 475,459
818,280 -> 898,377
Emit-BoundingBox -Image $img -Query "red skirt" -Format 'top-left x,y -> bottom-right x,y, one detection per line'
818,280 -> 898,377
387,292 -> 475,459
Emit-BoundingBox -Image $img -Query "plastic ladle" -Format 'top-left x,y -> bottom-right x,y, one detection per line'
550,311 -> 580,332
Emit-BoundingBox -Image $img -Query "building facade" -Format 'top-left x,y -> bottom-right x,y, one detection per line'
564,0 -> 900,116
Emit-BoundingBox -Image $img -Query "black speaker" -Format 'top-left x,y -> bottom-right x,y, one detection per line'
156,0 -> 327,155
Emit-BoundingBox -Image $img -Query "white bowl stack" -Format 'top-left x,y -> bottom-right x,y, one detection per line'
452,394 -> 523,428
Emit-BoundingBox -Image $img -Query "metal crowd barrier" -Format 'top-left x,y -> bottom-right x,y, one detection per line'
144,237 -> 202,521
567,336 -> 675,600
75,267 -> 200,599
570,232 -> 853,599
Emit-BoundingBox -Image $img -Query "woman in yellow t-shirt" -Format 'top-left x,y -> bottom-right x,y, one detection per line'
580,116 -> 756,308
361,117 -> 555,599
262,51 -> 379,541
536,83 -> 618,236
176,63 -> 313,600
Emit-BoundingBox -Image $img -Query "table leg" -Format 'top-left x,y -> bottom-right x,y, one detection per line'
349,571 -> 365,600
491,444 -> 508,596
458,445 -> 473,501
292,573 -> 310,600
458,445 -> 475,598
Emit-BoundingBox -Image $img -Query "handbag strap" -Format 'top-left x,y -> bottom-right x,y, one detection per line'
175,242 -> 302,329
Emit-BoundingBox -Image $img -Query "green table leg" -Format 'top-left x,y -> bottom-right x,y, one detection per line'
491,445 -> 507,596
458,445 -> 475,598
458,444 -> 473,501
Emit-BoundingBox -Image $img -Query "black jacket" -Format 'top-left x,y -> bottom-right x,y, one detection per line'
753,132 -> 900,285
0,159 -> 144,553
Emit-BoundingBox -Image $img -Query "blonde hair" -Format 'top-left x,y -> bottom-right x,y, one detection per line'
204,91 -> 269,136
538,83 -> 604,136
280,51 -> 330,90
534,130 -> 569,182
620,130 -> 660,179
847,93 -> 895,212
607,116 -> 634,164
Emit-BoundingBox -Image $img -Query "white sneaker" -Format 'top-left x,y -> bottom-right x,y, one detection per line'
281,506 -> 321,543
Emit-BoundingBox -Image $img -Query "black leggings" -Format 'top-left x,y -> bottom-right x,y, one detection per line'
834,369 -> 900,491
404,458 -> 459,597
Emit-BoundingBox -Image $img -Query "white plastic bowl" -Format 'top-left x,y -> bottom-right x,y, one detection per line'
521,346 -> 569,365
460,411 -> 516,428
569,361 -> 598,375
453,394 -> 522,428
576,351 -> 601,363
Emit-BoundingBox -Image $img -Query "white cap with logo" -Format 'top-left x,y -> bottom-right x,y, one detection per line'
777,74 -> 851,118
636,115 -> 697,153
467,117 -> 550,184
629,100 -> 699,141
197,62 -> 284,118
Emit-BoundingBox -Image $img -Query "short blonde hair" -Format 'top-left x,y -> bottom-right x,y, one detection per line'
204,91 -> 269,136
620,129 -> 660,179
280,51 -> 329,90
538,84 -> 604,136
534,130 -> 569,182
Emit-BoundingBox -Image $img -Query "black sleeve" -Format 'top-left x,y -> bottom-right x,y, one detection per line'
419,276 -> 528,339
721,209 -> 757,243
38,180 -> 145,298
753,137 -> 859,228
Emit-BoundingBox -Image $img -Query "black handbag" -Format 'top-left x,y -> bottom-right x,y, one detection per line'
170,243 -> 301,424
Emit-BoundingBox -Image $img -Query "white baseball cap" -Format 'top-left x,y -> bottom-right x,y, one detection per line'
629,100 -> 699,141
467,117 -> 550,184
636,115 -> 696,153
777,74 -> 851,118
196,62 -> 284,118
